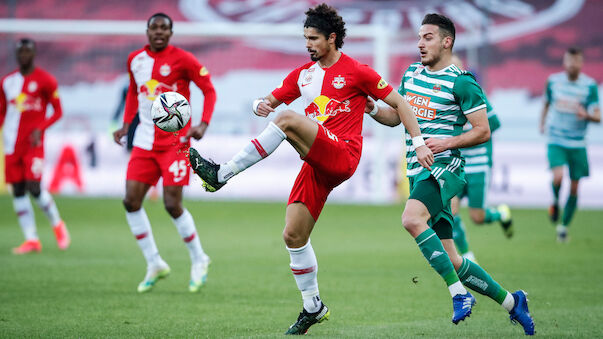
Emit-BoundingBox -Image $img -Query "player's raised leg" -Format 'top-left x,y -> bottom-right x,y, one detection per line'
164,186 -> 211,292
11,182 -> 41,254
123,180 -> 170,293
283,203 -> 329,335
402,193 -> 475,324
441,240 -> 535,335
29,182 -> 70,250
189,110 -> 318,192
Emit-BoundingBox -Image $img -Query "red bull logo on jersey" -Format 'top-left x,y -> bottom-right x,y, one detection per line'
304,95 -> 350,123
405,93 -> 437,120
139,79 -> 177,101
332,76 -> 346,89
10,93 -> 42,112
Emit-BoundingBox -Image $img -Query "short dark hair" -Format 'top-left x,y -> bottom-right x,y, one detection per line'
304,3 -> 346,49
16,38 -> 35,50
422,13 -> 455,48
566,47 -> 583,56
147,13 -> 173,30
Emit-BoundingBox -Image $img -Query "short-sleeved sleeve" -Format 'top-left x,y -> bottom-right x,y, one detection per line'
356,64 -> 393,100
453,73 -> 487,115
586,82 -> 599,111
398,66 -> 412,96
545,78 -> 553,103
272,68 -> 303,105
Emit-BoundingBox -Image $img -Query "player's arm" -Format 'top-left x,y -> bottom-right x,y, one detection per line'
0,83 -> 6,128
187,59 -> 218,140
364,98 -> 401,127
381,90 -> 434,170
113,67 -> 138,146
252,94 -> 283,117
426,74 -> 490,153
40,83 -> 63,131
256,68 -> 303,118
426,108 -> 490,154
540,78 -> 552,134
577,82 -> 601,123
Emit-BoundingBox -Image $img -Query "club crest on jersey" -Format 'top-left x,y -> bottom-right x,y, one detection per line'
27,81 -> 38,93
159,64 -> 171,77
432,84 -> 441,93
332,76 -> 346,89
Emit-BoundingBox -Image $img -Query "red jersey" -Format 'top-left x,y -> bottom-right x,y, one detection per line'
124,45 -> 217,151
0,67 -> 62,155
272,53 -> 393,151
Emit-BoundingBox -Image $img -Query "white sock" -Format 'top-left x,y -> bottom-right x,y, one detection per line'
172,209 -> 207,263
13,196 -> 38,241
502,291 -> 515,312
287,240 -> 321,313
126,208 -> 160,266
448,281 -> 468,297
217,121 -> 286,183
34,190 -> 62,226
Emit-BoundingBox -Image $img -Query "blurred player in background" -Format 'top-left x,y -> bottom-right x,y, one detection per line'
540,47 -> 600,242
449,54 -> 512,263
0,38 -> 70,254
112,13 -> 217,293
188,3 -> 432,334
366,14 -> 534,335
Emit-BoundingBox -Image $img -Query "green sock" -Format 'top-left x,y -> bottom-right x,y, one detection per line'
484,207 -> 501,223
452,216 -> 470,254
415,228 -> 459,286
457,257 -> 507,304
552,183 -> 561,205
562,195 -> 578,226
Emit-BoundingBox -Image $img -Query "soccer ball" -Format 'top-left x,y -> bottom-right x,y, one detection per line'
151,91 -> 191,132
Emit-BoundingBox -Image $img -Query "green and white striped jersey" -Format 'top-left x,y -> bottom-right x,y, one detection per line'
399,62 -> 487,179
460,95 -> 500,174
545,72 -> 599,148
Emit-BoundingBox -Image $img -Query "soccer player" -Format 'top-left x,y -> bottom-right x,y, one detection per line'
0,38 -> 70,254
112,13 -> 217,293
188,4 -> 433,334
366,14 -> 534,335
539,47 -> 600,243
448,54 -> 512,263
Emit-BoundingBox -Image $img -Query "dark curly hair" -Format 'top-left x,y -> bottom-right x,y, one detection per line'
304,3 -> 346,49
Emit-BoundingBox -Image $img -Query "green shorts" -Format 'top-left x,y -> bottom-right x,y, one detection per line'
547,144 -> 589,180
409,168 -> 466,239
459,170 -> 490,209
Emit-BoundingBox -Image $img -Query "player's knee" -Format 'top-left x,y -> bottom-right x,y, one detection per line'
469,211 -> 485,224
27,184 -> 41,198
163,201 -> 182,218
122,197 -> 141,212
282,228 -> 306,248
12,182 -> 26,197
273,110 -> 298,133
401,212 -> 423,234
447,250 -> 463,270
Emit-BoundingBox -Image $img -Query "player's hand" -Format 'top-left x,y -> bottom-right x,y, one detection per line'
576,105 -> 589,120
113,125 -> 128,146
254,99 -> 275,118
415,145 -> 433,171
364,98 -> 376,114
425,137 -> 450,154
30,129 -> 42,147
185,122 -> 208,140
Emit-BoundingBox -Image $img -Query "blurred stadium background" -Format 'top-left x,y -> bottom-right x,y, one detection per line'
1,0 -> 602,207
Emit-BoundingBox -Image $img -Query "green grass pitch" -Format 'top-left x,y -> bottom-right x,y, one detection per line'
1,195 -> 602,338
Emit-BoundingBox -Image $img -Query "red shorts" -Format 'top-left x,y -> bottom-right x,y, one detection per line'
126,146 -> 190,186
288,125 -> 361,221
4,147 -> 44,183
